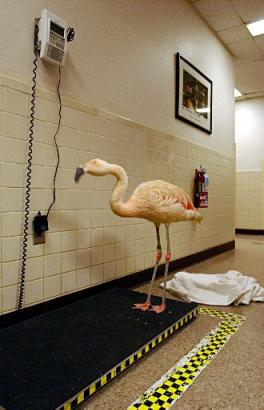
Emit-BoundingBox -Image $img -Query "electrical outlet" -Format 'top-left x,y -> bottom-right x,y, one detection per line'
33,231 -> 46,245
32,211 -> 48,245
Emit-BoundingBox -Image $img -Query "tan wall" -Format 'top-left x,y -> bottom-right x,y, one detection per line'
0,0 -> 235,155
236,98 -> 264,170
0,74 -> 235,314
236,170 -> 263,230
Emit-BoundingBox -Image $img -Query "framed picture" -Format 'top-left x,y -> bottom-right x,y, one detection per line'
175,53 -> 212,134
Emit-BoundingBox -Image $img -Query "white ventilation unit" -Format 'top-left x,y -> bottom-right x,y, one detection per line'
38,9 -> 68,66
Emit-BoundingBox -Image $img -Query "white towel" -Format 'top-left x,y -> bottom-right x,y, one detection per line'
161,270 -> 264,306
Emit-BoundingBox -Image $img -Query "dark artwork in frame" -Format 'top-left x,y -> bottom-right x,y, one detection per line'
175,53 -> 213,134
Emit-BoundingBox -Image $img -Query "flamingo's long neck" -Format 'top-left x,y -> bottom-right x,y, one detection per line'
109,164 -> 132,217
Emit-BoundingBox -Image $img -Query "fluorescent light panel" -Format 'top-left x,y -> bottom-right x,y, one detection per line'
234,88 -> 242,97
247,19 -> 264,36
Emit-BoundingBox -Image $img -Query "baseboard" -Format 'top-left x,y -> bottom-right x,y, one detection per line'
236,228 -> 264,235
0,240 -> 235,328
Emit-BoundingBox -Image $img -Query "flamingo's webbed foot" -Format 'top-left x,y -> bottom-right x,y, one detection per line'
133,302 -> 151,311
150,304 -> 166,314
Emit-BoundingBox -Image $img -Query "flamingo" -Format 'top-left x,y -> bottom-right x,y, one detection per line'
75,159 -> 202,314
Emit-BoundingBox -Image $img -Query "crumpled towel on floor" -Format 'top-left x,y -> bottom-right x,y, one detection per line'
160,270 -> 264,305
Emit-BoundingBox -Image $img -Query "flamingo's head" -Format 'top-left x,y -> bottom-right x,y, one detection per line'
75,159 -> 111,182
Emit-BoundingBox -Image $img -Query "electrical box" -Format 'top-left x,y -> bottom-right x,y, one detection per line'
38,9 -> 68,66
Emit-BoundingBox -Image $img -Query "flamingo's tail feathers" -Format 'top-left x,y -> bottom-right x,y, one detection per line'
186,210 -> 203,223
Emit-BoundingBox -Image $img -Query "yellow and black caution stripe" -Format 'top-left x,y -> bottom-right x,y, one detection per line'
128,307 -> 246,410
57,307 -> 199,410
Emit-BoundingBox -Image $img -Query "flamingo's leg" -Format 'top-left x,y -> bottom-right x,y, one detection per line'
133,226 -> 162,311
151,224 -> 171,314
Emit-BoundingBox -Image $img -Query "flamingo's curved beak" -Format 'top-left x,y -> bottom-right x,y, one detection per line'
74,167 -> 85,183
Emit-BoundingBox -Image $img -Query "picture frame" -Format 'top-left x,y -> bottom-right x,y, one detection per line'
175,53 -> 213,134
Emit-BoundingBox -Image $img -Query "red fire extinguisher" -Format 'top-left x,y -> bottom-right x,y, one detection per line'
194,166 -> 209,208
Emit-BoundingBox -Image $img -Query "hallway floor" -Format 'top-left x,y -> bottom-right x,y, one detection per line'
80,235 -> 264,410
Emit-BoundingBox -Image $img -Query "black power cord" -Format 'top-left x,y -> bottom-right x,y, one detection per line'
47,66 -> 62,217
31,67 -> 62,240
18,22 -> 39,310
19,20 -> 74,309
18,27 -> 62,309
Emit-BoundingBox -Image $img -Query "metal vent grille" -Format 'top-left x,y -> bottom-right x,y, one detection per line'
47,44 -> 64,63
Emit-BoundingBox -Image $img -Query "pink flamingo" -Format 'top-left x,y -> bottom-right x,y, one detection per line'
75,159 -> 202,314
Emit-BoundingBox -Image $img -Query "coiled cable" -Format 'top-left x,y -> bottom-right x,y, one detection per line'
18,23 -> 39,310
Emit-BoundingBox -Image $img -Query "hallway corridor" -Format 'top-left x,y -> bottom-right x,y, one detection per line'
83,235 -> 264,410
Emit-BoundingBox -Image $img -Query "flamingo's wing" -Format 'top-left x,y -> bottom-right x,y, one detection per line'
131,180 -> 195,210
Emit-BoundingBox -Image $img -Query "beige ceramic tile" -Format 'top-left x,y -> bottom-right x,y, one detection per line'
75,244 -> 90,268
31,166 -> 55,189
4,88 -> 29,117
2,236 -> 21,262
2,137 -> 26,164
27,236 -> 44,258
0,112 -> 3,139
60,211 -> 76,231
2,188 -> 23,212
44,275 -> 61,299
103,244 -> 116,262
103,261 -> 116,281
32,143 -> 57,167
0,85 -> 4,111
77,230 -> 91,249
3,112 -> 28,140
236,170 -> 263,229
35,98 -> 59,124
61,231 -> 76,252
2,285 -> 18,312
91,228 -> 104,247
62,251 -> 76,273
44,232 -> 61,255
77,268 -> 91,289
25,279 -> 43,306
2,162 -> 25,188
26,257 -> 43,281
91,246 -> 104,266
2,213 -> 23,237
103,226 -> 116,244
77,211 -> 91,230
90,264 -> 104,285
116,259 -> 126,277
44,122 -> 59,145
62,270 -> 76,294
44,254 -> 61,277
2,261 -> 19,286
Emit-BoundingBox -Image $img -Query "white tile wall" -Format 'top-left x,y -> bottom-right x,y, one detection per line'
236,170 -> 264,230
0,74 -> 236,314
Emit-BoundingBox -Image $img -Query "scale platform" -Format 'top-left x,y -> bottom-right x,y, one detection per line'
0,287 -> 198,410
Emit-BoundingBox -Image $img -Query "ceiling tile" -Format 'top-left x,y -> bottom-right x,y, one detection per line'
228,38 -> 262,60
235,60 -> 264,94
232,0 -> 264,23
192,0 -> 264,98
194,0 -> 242,31
217,25 -> 252,44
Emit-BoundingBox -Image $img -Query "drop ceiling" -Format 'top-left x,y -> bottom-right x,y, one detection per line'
189,0 -> 264,100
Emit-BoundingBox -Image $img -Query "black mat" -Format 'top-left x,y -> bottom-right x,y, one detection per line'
0,288 -> 197,410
